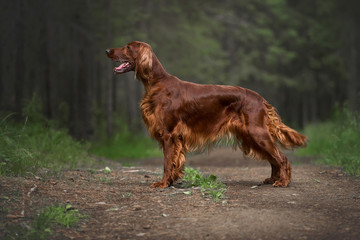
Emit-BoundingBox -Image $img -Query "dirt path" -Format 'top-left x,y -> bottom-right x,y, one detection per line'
1,148 -> 360,239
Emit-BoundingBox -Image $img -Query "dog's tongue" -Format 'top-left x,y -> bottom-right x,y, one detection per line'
114,62 -> 128,72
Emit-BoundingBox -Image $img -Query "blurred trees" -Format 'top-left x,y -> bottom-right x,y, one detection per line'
0,0 -> 358,139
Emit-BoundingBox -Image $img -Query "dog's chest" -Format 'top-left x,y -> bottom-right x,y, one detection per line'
139,95 -> 163,136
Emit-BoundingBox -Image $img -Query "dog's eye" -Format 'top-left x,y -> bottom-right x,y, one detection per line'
126,46 -> 130,50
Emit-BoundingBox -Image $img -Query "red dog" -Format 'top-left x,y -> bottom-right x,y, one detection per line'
106,41 -> 307,188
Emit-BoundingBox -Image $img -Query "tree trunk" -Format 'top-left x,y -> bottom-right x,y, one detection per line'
0,36 -> 3,107
44,1 -> 58,120
347,17 -> 358,113
224,2 -> 236,85
125,74 -> 142,133
301,92 -> 309,128
106,0 -> 114,139
15,0 -> 25,114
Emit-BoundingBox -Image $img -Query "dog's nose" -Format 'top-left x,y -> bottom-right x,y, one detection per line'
105,49 -> 111,55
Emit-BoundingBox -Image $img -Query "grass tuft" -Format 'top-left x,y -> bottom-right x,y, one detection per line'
182,167 -> 226,201
27,204 -> 87,239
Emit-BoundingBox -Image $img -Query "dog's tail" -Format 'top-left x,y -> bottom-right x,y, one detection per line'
263,100 -> 307,149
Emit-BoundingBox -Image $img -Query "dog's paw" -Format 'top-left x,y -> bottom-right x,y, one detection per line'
263,177 -> 278,184
151,181 -> 169,188
273,179 -> 290,187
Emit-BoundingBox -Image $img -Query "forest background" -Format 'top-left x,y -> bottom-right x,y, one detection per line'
0,0 -> 359,163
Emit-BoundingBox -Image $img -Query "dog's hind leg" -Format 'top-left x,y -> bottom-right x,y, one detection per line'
269,150 -> 291,187
263,163 -> 281,184
246,125 -> 291,187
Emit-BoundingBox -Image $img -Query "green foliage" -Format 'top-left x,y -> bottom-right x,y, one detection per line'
182,167 -> 226,201
0,98 -> 92,176
0,118 -> 91,176
22,93 -> 46,123
27,204 -> 86,239
296,122 -> 335,156
297,108 -> 360,176
91,129 -> 161,160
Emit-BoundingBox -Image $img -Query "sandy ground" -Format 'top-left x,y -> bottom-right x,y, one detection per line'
1,148 -> 360,239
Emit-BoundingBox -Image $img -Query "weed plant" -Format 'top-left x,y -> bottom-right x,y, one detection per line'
27,204 -> 86,239
182,167 -> 226,201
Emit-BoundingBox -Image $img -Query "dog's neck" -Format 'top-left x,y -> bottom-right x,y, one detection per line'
136,52 -> 169,92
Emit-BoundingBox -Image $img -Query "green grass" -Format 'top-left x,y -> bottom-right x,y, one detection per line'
27,204 -> 86,239
297,108 -> 360,176
0,114 -> 92,176
91,131 -> 162,160
182,167 -> 227,201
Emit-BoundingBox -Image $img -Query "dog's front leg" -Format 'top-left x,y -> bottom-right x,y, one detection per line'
151,133 -> 177,188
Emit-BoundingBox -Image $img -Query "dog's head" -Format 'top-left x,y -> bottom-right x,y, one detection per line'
106,41 -> 153,79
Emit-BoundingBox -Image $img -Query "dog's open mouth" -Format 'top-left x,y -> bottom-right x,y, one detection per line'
114,60 -> 131,74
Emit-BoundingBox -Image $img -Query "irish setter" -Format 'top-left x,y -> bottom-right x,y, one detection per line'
106,41 -> 307,188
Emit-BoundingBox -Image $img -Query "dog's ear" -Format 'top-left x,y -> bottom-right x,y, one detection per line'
135,45 -> 153,81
